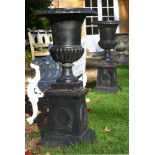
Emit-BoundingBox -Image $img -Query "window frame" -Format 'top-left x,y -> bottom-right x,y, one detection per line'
84,0 -> 120,35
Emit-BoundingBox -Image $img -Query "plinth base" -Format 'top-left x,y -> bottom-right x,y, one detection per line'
39,81 -> 95,147
39,128 -> 95,147
95,63 -> 119,93
95,85 -> 119,93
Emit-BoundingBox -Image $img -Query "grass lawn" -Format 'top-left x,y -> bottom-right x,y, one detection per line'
26,65 -> 129,154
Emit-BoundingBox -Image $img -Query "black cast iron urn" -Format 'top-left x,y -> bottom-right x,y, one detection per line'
94,20 -> 120,62
37,8 -> 96,83
36,8 -> 96,147
93,20 -> 120,92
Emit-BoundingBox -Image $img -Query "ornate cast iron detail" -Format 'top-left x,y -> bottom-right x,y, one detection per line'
36,8 -> 96,146
50,46 -> 84,64
37,8 -> 96,83
100,70 -> 111,86
54,107 -> 73,129
80,104 -> 87,125
98,40 -> 116,50
93,20 -> 120,61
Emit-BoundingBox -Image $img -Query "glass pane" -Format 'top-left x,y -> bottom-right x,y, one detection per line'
108,0 -> 114,7
102,17 -> 108,21
86,18 -> 91,25
102,0 -> 107,7
85,0 -> 90,7
86,27 -> 92,35
92,17 -> 98,23
109,17 -> 114,20
102,8 -> 108,16
109,8 -> 114,16
93,8 -> 98,13
92,0 -> 97,7
93,27 -> 99,34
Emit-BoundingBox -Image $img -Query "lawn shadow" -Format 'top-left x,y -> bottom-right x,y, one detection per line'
86,80 -> 96,89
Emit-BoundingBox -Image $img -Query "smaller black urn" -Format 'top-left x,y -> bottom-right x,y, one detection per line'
93,20 -> 120,92
94,20 -> 120,62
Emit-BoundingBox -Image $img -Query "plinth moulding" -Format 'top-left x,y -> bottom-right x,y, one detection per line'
36,8 -> 97,147
93,20 -> 120,93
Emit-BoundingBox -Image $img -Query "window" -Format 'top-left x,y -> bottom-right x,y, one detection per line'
84,0 -> 119,35
85,0 -> 99,35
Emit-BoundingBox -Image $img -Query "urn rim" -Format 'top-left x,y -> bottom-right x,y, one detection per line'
36,8 -> 97,16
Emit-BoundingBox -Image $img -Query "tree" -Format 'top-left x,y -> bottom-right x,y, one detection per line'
25,0 -> 52,38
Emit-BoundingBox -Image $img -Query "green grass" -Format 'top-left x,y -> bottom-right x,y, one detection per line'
31,65 -> 129,154
25,48 -> 32,64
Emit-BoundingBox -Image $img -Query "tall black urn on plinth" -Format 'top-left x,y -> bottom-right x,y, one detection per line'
36,8 -> 96,147
93,20 -> 120,93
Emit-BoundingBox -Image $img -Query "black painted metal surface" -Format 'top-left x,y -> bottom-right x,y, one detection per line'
93,20 -> 120,62
93,20 -> 120,93
36,8 -> 96,147
95,64 -> 119,92
39,87 -> 95,146
93,21 -> 120,50
37,8 -> 96,83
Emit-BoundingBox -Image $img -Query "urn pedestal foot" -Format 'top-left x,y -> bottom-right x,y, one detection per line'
95,63 -> 119,93
39,128 -> 95,147
95,85 -> 119,93
57,64 -> 78,83
38,83 -> 95,147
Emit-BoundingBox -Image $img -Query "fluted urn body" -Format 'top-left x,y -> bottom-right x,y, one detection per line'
95,20 -> 120,50
37,8 -> 96,82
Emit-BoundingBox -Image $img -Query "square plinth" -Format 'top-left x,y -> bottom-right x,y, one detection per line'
39,85 -> 95,147
95,64 -> 119,93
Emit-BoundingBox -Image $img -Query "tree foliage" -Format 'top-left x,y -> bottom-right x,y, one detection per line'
25,0 -> 52,38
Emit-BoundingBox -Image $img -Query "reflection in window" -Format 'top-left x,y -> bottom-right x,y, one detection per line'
102,8 -> 108,16
86,18 -> 91,25
102,0 -> 107,7
109,8 -> 114,16
93,8 -> 98,13
103,17 -> 108,21
109,17 -> 114,20
92,17 -> 98,23
108,0 -> 113,7
86,27 -> 92,35
85,0 -> 90,7
93,27 -> 99,34
92,0 -> 97,7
